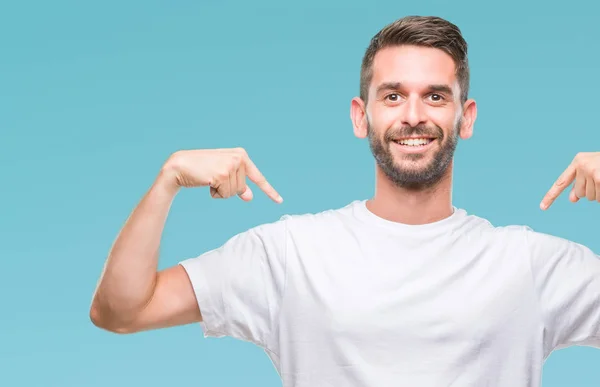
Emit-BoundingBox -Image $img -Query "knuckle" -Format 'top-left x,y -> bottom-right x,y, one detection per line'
231,153 -> 243,163
575,152 -> 591,164
234,147 -> 247,155
227,159 -> 239,171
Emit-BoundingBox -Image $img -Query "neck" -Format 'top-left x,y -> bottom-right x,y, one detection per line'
366,162 -> 454,225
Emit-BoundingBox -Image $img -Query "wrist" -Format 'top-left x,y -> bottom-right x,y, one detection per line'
154,166 -> 181,197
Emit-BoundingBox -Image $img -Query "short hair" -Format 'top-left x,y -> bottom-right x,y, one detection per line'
360,16 -> 469,104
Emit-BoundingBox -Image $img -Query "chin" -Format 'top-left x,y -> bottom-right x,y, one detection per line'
384,158 -> 448,189
392,154 -> 431,169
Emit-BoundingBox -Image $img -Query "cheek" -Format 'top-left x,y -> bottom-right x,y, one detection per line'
369,106 -> 400,130
427,108 -> 458,134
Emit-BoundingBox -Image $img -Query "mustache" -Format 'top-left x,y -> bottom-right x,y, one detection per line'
384,124 -> 444,142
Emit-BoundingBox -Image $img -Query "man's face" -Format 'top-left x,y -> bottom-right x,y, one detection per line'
360,45 -> 469,190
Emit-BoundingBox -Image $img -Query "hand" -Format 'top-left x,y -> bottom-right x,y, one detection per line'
160,148 -> 283,203
540,152 -> 600,210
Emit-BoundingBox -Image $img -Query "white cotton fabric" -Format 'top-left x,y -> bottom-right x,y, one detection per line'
180,200 -> 600,387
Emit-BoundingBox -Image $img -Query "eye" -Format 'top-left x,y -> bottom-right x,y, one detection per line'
429,93 -> 444,102
385,93 -> 401,102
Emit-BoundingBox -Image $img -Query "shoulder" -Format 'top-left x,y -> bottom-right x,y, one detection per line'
448,211 -> 540,252
242,200 -> 361,242
461,214 -> 595,261
259,200 -> 360,228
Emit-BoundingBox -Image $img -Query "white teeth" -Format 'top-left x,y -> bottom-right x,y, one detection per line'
397,138 -> 432,146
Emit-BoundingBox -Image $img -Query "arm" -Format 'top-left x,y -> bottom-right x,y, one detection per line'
89,169 -> 200,334
536,152 -> 600,352
525,228 -> 600,353
89,148 -> 282,334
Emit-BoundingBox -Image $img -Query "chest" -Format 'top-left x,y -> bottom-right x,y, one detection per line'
281,232 -> 538,353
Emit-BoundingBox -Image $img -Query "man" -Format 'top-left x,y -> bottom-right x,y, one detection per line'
90,15 -> 600,386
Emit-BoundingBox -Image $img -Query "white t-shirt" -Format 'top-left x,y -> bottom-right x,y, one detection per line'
179,200 -> 600,387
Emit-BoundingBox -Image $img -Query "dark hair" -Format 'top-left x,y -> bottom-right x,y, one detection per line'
360,16 -> 469,104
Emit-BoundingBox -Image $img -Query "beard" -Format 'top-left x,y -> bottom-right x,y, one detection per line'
367,119 -> 461,191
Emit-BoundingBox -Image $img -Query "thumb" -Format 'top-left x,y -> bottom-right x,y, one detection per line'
238,186 -> 254,202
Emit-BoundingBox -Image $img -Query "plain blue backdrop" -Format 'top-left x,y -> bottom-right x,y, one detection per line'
1,0 -> 599,386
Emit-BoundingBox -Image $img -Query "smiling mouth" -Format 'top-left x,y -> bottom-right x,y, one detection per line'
392,137 -> 436,147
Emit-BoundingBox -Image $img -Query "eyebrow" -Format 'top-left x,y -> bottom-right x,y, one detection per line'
376,82 -> 454,96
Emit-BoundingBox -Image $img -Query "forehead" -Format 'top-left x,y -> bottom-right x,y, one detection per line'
370,45 -> 458,92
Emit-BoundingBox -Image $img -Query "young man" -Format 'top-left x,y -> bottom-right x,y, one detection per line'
90,15 -> 600,387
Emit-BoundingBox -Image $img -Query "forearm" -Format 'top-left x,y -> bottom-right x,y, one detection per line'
90,169 -> 179,329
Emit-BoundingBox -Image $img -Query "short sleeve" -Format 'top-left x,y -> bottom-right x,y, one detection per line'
525,228 -> 600,354
178,217 -> 288,351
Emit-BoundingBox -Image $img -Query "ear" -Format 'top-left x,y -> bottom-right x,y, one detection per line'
459,98 -> 477,140
351,97 -> 368,139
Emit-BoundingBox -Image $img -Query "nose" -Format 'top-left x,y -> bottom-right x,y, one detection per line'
400,97 -> 427,128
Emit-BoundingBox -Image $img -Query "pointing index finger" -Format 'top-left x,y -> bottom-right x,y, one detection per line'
540,162 -> 576,210
243,154 -> 283,203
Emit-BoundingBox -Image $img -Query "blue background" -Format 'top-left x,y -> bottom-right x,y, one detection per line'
1,0 -> 599,386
